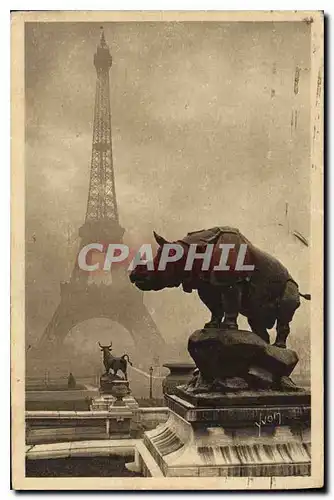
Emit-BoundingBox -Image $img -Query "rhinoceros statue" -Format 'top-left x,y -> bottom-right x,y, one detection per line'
129,226 -> 310,348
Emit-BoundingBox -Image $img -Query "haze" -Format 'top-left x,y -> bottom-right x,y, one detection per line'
25,21 -> 311,382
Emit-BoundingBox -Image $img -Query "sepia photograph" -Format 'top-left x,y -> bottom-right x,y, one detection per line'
11,10 -> 323,490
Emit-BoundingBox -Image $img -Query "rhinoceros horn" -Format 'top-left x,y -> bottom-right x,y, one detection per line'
153,231 -> 169,246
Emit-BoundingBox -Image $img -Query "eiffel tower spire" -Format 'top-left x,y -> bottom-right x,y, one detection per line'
86,27 -> 118,223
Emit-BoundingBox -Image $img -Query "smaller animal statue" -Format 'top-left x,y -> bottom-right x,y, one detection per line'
98,341 -> 133,380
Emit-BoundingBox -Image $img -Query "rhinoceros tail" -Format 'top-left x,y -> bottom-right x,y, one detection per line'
299,293 -> 311,301
122,354 -> 133,366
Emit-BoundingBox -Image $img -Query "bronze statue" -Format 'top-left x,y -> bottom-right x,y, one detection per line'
98,341 -> 133,380
130,226 -> 310,349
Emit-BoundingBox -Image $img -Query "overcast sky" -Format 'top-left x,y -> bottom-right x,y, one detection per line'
25,21 -> 311,374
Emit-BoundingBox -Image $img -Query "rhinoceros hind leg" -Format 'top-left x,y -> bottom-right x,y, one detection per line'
274,322 -> 290,348
198,284 -> 223,329
274,280 -> 300,348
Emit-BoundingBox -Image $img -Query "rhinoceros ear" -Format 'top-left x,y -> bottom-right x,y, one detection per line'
153,231 -> 169,246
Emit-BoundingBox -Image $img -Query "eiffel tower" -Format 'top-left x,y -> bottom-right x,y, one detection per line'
39,29 -> 165,361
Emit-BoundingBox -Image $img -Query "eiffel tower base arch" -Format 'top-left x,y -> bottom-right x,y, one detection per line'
37,281 -> 166,372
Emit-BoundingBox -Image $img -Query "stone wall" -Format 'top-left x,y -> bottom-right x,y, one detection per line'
26,407 -> 168,445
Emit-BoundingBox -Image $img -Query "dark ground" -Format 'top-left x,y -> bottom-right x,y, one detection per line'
26,456 -> 142,477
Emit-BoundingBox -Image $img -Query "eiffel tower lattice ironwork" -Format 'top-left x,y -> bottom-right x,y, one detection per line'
39,29 -> 165,360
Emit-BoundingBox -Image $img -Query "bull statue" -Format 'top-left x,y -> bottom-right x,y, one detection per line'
98,341 -> 133,380
129,226 -> 310,349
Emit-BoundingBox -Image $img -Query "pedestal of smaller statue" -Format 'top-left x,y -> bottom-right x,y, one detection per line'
99,373 -> 129,395
90,394 -> 115,411
90,373 -> 137,438
97,372 -> 138,408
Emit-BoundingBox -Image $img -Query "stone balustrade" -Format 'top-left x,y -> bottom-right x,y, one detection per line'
26,407 -> 168,445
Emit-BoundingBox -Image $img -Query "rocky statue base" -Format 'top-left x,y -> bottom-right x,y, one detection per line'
187,328 -> 302,392
140,328 -> 310,477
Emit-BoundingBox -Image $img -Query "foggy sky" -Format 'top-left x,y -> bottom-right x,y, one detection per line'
25,21 -> 311,373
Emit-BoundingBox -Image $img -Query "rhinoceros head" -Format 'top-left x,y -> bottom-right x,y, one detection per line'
129,231 -> 184,291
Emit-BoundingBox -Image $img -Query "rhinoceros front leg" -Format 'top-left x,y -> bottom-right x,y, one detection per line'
221,285 -> 242,330
197,283 -> 224,329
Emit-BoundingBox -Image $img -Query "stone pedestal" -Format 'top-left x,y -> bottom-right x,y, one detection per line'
141,389 -> 311,477
107,405 -> 133,438
90,395 -> 115,411
100,373 -> 130,395
91,394 -> 139,411
89,374 -> 138,437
